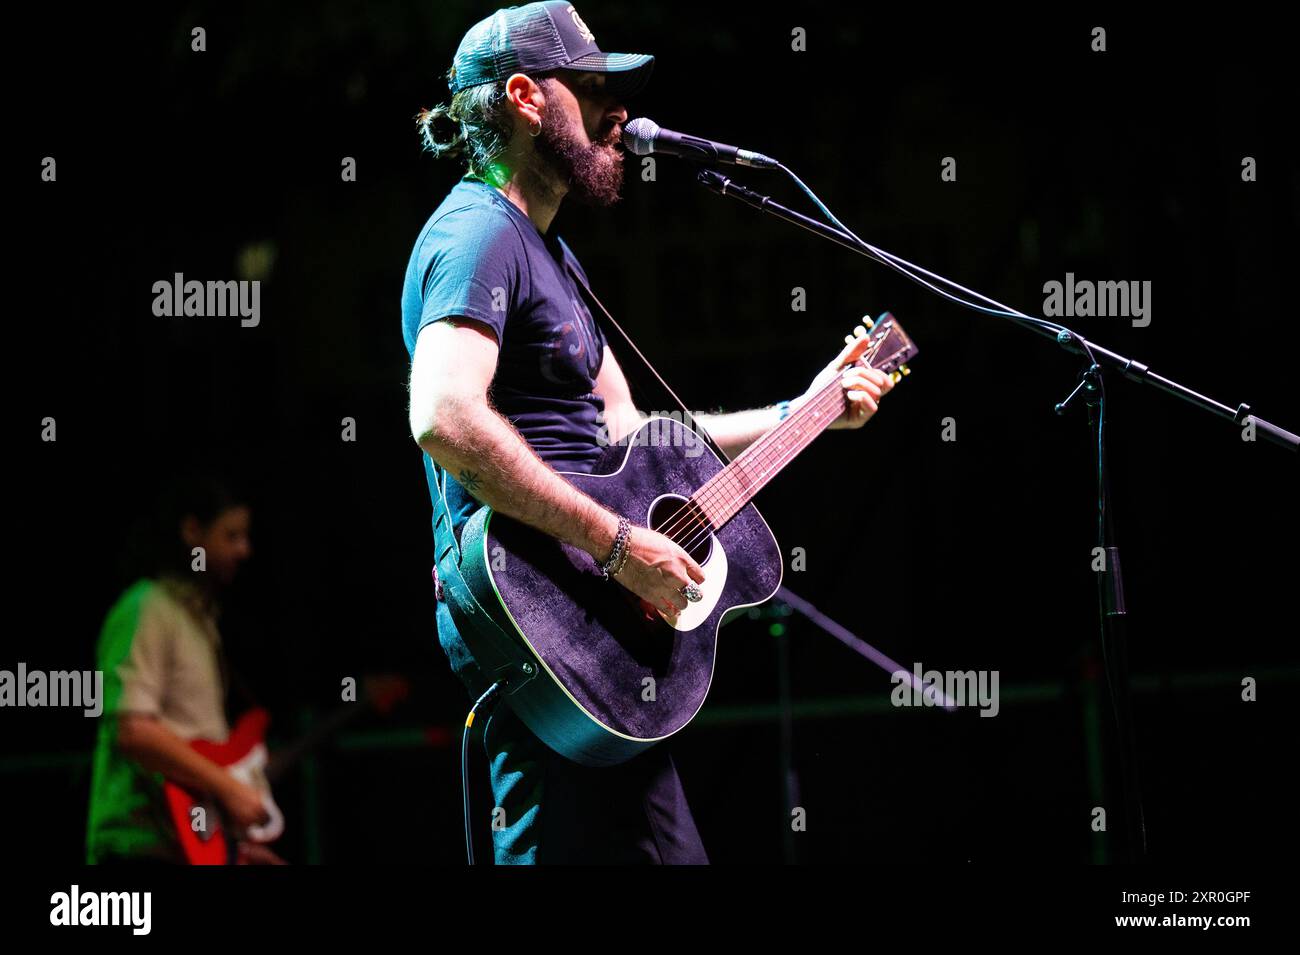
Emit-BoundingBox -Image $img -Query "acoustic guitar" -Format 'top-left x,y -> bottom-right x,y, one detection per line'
442,313 -> 917,767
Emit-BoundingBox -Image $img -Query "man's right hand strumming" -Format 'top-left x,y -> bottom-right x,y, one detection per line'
606,524 -> 706,618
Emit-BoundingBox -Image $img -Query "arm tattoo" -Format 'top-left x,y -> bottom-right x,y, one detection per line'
458,469 -> 483,495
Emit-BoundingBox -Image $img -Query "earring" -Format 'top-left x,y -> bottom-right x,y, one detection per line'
528,119 -> 541,138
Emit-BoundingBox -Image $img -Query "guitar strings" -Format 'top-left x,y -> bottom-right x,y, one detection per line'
652,336 -> 892,558
658,380 -> 848,557
657,335 -> 889,552
667,377 -> 845,555
679,332 -> 891,537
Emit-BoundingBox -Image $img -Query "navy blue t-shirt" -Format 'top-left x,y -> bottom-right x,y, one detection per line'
401,177 -> 609,548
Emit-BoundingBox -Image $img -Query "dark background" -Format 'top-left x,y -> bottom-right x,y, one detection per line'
9,2 -> 1297,865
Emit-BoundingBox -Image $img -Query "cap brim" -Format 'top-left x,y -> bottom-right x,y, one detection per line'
564,52 -> 654,98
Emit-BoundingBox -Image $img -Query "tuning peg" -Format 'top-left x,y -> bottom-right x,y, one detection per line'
889,371 -> 902,384
862,316 -> 876,330
900,365 -> 911,376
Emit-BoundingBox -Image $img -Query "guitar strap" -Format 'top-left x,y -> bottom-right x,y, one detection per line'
563,258 -> 732,465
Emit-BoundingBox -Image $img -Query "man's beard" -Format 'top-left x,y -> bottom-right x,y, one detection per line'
534,109 -> 624,207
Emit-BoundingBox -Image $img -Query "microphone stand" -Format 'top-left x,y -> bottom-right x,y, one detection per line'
697,167 -> 1298,863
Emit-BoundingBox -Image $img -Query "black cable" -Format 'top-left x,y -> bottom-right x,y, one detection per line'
773,161 -> 1105,366
462,681 -> 502,865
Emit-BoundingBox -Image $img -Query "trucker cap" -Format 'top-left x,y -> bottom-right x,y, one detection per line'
448,2 -> 654,98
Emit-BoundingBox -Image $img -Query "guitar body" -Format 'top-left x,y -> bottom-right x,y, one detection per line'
163,707 -> 284,865
452,416 -> 783,767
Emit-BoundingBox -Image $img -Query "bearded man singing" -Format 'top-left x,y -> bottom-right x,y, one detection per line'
402,1 -> 894,864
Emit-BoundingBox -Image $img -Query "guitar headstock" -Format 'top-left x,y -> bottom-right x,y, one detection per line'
854,312 -> 918,383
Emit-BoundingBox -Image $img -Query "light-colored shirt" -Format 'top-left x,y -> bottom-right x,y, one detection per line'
86,576 -> 230,863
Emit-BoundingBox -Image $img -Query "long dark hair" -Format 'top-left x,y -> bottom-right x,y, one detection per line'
119,472 -> 248,583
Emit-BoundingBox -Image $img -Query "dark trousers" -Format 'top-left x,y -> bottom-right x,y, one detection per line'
480,692 -> 709,864
434,582 -> 709,865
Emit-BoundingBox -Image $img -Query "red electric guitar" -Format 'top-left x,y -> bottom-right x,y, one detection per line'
163,675 -> 409,864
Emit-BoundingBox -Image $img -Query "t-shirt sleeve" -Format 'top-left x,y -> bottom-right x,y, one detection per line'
414,208 -> 528,349
97,588 -> 172,719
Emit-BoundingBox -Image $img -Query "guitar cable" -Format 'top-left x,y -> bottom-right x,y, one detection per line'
462,681 -> 502,865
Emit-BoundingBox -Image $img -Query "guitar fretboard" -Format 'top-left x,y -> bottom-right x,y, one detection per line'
654,316 -> 916,553
652,371 -> 853,552
696,372 -> 850,526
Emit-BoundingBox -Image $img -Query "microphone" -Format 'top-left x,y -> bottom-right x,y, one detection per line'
621,117 -> 779,168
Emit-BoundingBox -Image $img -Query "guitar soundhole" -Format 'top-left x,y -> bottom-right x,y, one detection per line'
648,494 -> 714,565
